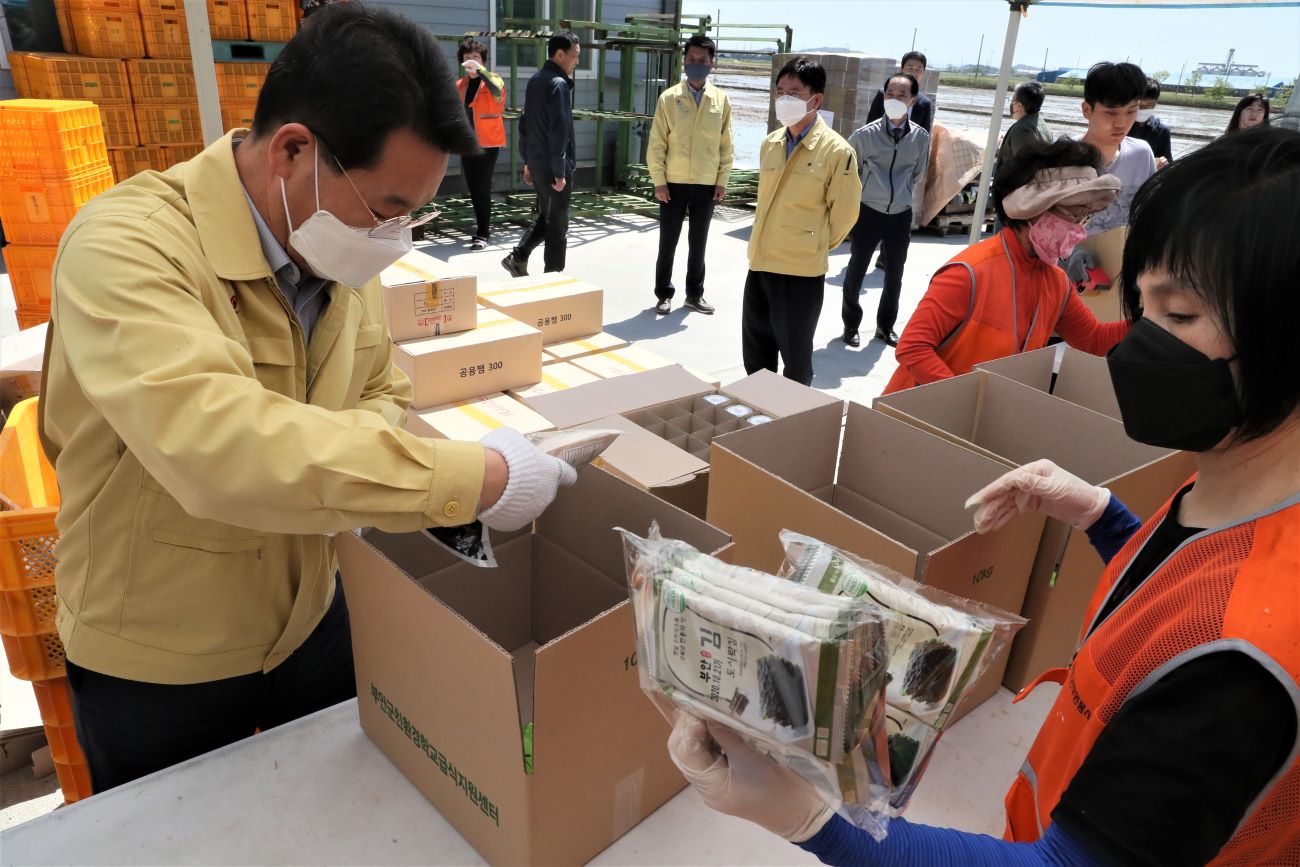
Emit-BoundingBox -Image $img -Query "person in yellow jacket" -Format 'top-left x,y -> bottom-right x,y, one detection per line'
743,57 -> 861,385
647,34 -> 733,317
41,4 -> 576,793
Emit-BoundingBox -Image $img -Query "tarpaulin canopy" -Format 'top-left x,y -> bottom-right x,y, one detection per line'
967,0 -> 1300,243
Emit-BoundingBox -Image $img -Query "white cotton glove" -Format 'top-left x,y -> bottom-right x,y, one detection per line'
477,427 -> 577,532
964,458 -> 1111,534
461,59 -> 483,76
667,712 -> 835,843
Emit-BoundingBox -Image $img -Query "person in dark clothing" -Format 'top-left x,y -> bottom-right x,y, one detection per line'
456,38 -> 506,249
1129,76 -> 1174,167
995,81 -> 1055,176
866,51 -> 933,275
501,31 -> 579,276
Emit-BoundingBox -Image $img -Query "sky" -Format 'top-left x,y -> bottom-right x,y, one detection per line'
698,0 -> 1300,84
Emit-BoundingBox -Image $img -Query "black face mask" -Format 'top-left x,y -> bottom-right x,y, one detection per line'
1106,318 -> 1242,452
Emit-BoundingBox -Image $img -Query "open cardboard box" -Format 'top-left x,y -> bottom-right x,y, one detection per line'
524,366 -> 842,518
338,466 -> 731,866
873,370 -> 1195,690
707,403 -> 1047,716
974,345 -> 1121,420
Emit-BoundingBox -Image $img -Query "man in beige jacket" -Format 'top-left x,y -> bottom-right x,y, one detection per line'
42,4 -> 573,791
647,33 -> 733,316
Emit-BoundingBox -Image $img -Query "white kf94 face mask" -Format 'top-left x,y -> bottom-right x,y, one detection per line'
775,94 -> 813,127
279,147 -> 412,287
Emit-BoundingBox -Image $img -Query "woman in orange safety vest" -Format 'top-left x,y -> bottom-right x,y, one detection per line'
662,127 -> 1300,866
884,138 -> 1126,395
456,37 -> 507,249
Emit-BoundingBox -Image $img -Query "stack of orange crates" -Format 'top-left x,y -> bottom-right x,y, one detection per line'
8,53 -> 137,150
126,58 -> 202,147
207,0 -> 248,40
0,99 -> 115,327
247,0 -> 296,42
215,61 -> 266,133
0,398 -> 93,802
65,0 -> 146,60
138,0 -> 188,59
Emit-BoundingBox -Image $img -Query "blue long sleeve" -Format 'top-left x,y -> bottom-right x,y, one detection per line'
1083,493 -> 1141,564
797,813 -> 1105,866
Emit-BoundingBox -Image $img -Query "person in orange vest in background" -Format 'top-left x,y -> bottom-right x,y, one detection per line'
456,38 -> 506,249
663,127 -> 1300,865
883,139 -> 1126,396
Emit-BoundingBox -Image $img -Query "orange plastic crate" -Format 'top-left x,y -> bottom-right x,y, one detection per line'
8,53 -> 32,97
107,145 -> 164,179
214,62 -> 266,103
97,102 -> 138,147
207,0 -> 248,40
51,1 -> 80,53
134,101 -> 201,145
70,9 -> 147,59
17,54 -> 130,104
32,678 -> 76,728
0,99 -> 108,180
44,721 -> 85,765
142,11 -> 188,58
1,630 -> 65,680
15,305 -> 52,330
126,59 -> 195,103
247,0 -> 295,42
221,100 -> 255,133
161,143 -> 201,165
1,244 -> 59,311
54,757 -> 93,802
137,0 -> 178,10
0,168 -> 115,244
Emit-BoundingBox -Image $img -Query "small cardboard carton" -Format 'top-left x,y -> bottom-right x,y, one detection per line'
405,393 -> 554,441
478,275 -> 603,345
337,467 -> 731,866
975,345 -> 1121,420
543,331 -> 629,363
379,250 -> 477,342
0,322 -> 46,415
393,308 -> 543,409
525,366 -> 842,518
873,370 -> 1195,691
571,346 -> 678,380
506,361 -> 600,401
707,402 -> 1047,716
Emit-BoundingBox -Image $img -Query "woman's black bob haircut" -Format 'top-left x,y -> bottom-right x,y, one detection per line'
1121,126 -> 1300,442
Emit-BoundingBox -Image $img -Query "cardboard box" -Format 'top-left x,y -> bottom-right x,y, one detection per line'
543,331 -> 629,363
478,276 -> 603,345
1077,228 -> 1126,323
525,366 -> 843,519
380,250 -> 477,342
393,308 -> 543,409
707,402 -> 1047,715
506,361 -> 600,401
975,345 -> 1121,420
337,467 -> 731,866
872,370 -> 1195,691
570,346 -> 678,380
0,322 -> 45,415
405,393 -> 554,441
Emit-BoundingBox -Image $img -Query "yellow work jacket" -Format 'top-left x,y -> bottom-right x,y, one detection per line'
748,117 -> 862,278
646,80 -> 734,188
41,131 -> 486,685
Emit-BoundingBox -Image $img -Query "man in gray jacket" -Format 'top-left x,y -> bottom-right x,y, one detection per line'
842,73 -> 930,347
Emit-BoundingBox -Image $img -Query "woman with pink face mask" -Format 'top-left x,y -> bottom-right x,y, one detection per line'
882,139 -> 1124,395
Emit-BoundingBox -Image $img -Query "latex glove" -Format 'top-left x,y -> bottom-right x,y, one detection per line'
1063,248 -> 1099,287
965,458 -> 1111,534
477,427 -> 577,532
667,712 -> 835,843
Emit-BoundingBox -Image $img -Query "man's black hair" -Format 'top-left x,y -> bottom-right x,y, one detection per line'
548,31 -> 579,58
992,138 -> 1105,228
457,37 -> 488,65
901,51 -> 927,69
885,72 -> 919,98
1083,61 -> 1147,107
1012,80 -> 1045,115
253,2 -> 478,167
1142,76 -> 1161,101
776,56 -> 826,95
1122,127 -> 1300,442
685,33 -> 716,60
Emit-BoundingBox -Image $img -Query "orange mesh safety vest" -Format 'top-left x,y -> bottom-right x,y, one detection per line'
1004,485 -> 1300,864
457,77 -> 507,149
884,230 -> 1070,394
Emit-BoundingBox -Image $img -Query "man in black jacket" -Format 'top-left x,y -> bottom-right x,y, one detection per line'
502,32 -> 580,276
866,51 -> 934,132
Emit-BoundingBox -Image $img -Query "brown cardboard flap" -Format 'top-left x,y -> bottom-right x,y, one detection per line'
532,534 -> 627,646
362,525 -> 531,580
524,365 -> 712,429
576,415 -> 708,490
720,369 -> 844,419
529,601 -> 684,865
974,347 -> 1055,392
831,485 -> 948,562
1054,349 -> 1121,420
710,405 -> 842,496
416,534 -> 535,654
922,510 -> 1044,614
873,372 -> 982,442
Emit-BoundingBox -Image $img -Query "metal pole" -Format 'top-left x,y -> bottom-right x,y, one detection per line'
182,0 -> 221,145
595,0 -> 604,190
968,3 -> 1023,246
911,27 -> 916,51
975,34 -> 984,79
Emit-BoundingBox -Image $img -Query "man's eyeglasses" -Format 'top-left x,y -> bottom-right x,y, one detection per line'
316,133 -> 440,237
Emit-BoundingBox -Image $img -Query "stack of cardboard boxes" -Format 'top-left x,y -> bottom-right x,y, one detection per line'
767,52 -> 941,141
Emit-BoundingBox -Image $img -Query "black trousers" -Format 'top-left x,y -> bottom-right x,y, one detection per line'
66,573 -> 356,793
655,183 -> 715,301
742,269 -> 824,386
842,204 -> 913,334
513,170 -> 572,273
461,147 -> 499,240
